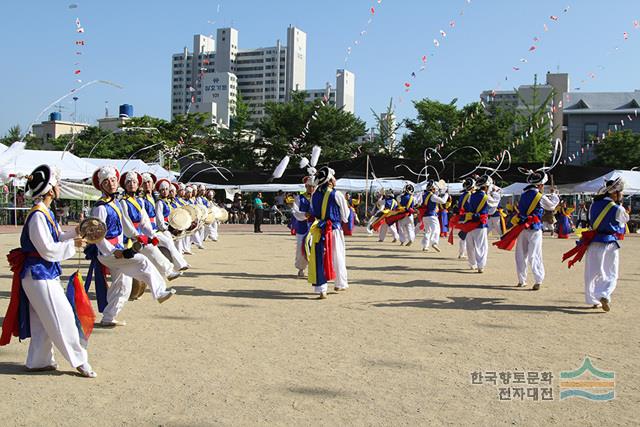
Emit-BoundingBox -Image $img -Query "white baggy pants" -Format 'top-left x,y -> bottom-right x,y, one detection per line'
139,244 -> 174,277
314,229 -> 349,294
465,228 -> 488,269
22,271 -> 88,369
208,221 -> 219,241
295,233 -> 308,271
191,228 -> 204,249
458,235 -> 467,257
156,231 -> 188,270
98,253 -> 170,323
584,242 -> 619,304
378,222 -> 399,241
515,229 -> 545,285
421,216 -> 440,249
398,216 -> 415,244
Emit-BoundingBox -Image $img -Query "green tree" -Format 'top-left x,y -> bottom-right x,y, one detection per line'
256,91 -> 367,169
590,130 -> 640,169
400,98 -> 460,160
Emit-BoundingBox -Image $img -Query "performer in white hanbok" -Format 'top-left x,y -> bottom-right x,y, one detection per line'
140,173 -> 189,271
184,185 -> 205,250
494,171 -> 559,290
205,190 -> 219,242
460,175 -> 501,273
291,177 -> 315,277
562,178 -> 629,312
0,165 -> 96,377
89,166 -> 175,327
420,180 -> 450,252
377,189 -> 400,243
397,184 -> 417,246
119,171 -> 182,281
307,167 -> 350,299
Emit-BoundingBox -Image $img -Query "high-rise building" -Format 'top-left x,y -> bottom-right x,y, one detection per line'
172,26 -> 306,124
304,70 -> 355,114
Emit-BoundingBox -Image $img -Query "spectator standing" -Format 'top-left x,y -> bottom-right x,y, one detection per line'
254,192 -> 265,233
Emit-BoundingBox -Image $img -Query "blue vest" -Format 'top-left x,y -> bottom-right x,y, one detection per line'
384,197 -> 397,210
20,208 -> 62,280
399,193 -> 415,210
95,199 -> 123,241
518,187 -> 544,231
160,199 -> 172,219
311,188 -> 342,230
590,199 -> 623,244
422,192 -> 437,216
458,191 -> 470,213
123,196 -> 143,225
143,194 -> 158,230
464,191 -> 489,229
295,194 -> 312,235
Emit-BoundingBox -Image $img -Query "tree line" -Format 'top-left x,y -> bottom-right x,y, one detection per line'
2,91 -> 636,170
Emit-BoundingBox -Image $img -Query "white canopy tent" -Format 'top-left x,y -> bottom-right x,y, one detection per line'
502,170 -> 640,196
1,149 -> 96,181
563,170 -> 640,195
189,178 -> 464,195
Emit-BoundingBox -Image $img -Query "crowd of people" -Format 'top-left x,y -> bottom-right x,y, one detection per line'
0,162 -> 631,379
0,164 -> 224,378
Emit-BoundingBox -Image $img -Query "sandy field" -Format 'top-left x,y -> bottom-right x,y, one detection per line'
0,224 -> 638,426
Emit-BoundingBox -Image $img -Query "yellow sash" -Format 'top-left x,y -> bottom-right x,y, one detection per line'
423,193 -> 433,207
29,205 -> 59,239
307,189 -> 334,282
460,192 -> 472,210
526,192 -> 543,215
100,197 -> 123,223
592,202 -> 615,230
464,194 -> 489,222
125,195 -> 144,215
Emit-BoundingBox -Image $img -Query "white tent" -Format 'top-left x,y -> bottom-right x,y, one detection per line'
191,179 -> 464,195
86,158 -> 177,181
563,170 -> 640,195
60,181 -> 101,201
1,149 -> 96,181
0,143 -> 7,152
501,182 -> 529,196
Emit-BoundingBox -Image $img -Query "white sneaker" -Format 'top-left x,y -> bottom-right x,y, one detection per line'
167,271 -> 183,281
100,319 -> 126,327
158,289 -> 176,304
77,363 -> 97,378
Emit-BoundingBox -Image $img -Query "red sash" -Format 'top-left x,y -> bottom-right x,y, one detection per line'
1,250 -> 39,345
416,205 -> 428,231
561,230 -> 597,269
493,216 -> 540,251
323,220 -> 335,281
448,214 -> 461,245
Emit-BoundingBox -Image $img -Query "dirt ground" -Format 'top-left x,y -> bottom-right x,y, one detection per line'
0,224 -> 638,426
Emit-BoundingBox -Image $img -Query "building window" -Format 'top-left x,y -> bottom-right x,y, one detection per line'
583,123 -> 598,144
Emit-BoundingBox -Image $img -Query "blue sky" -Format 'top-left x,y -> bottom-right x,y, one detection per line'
0,0 -> 638,136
